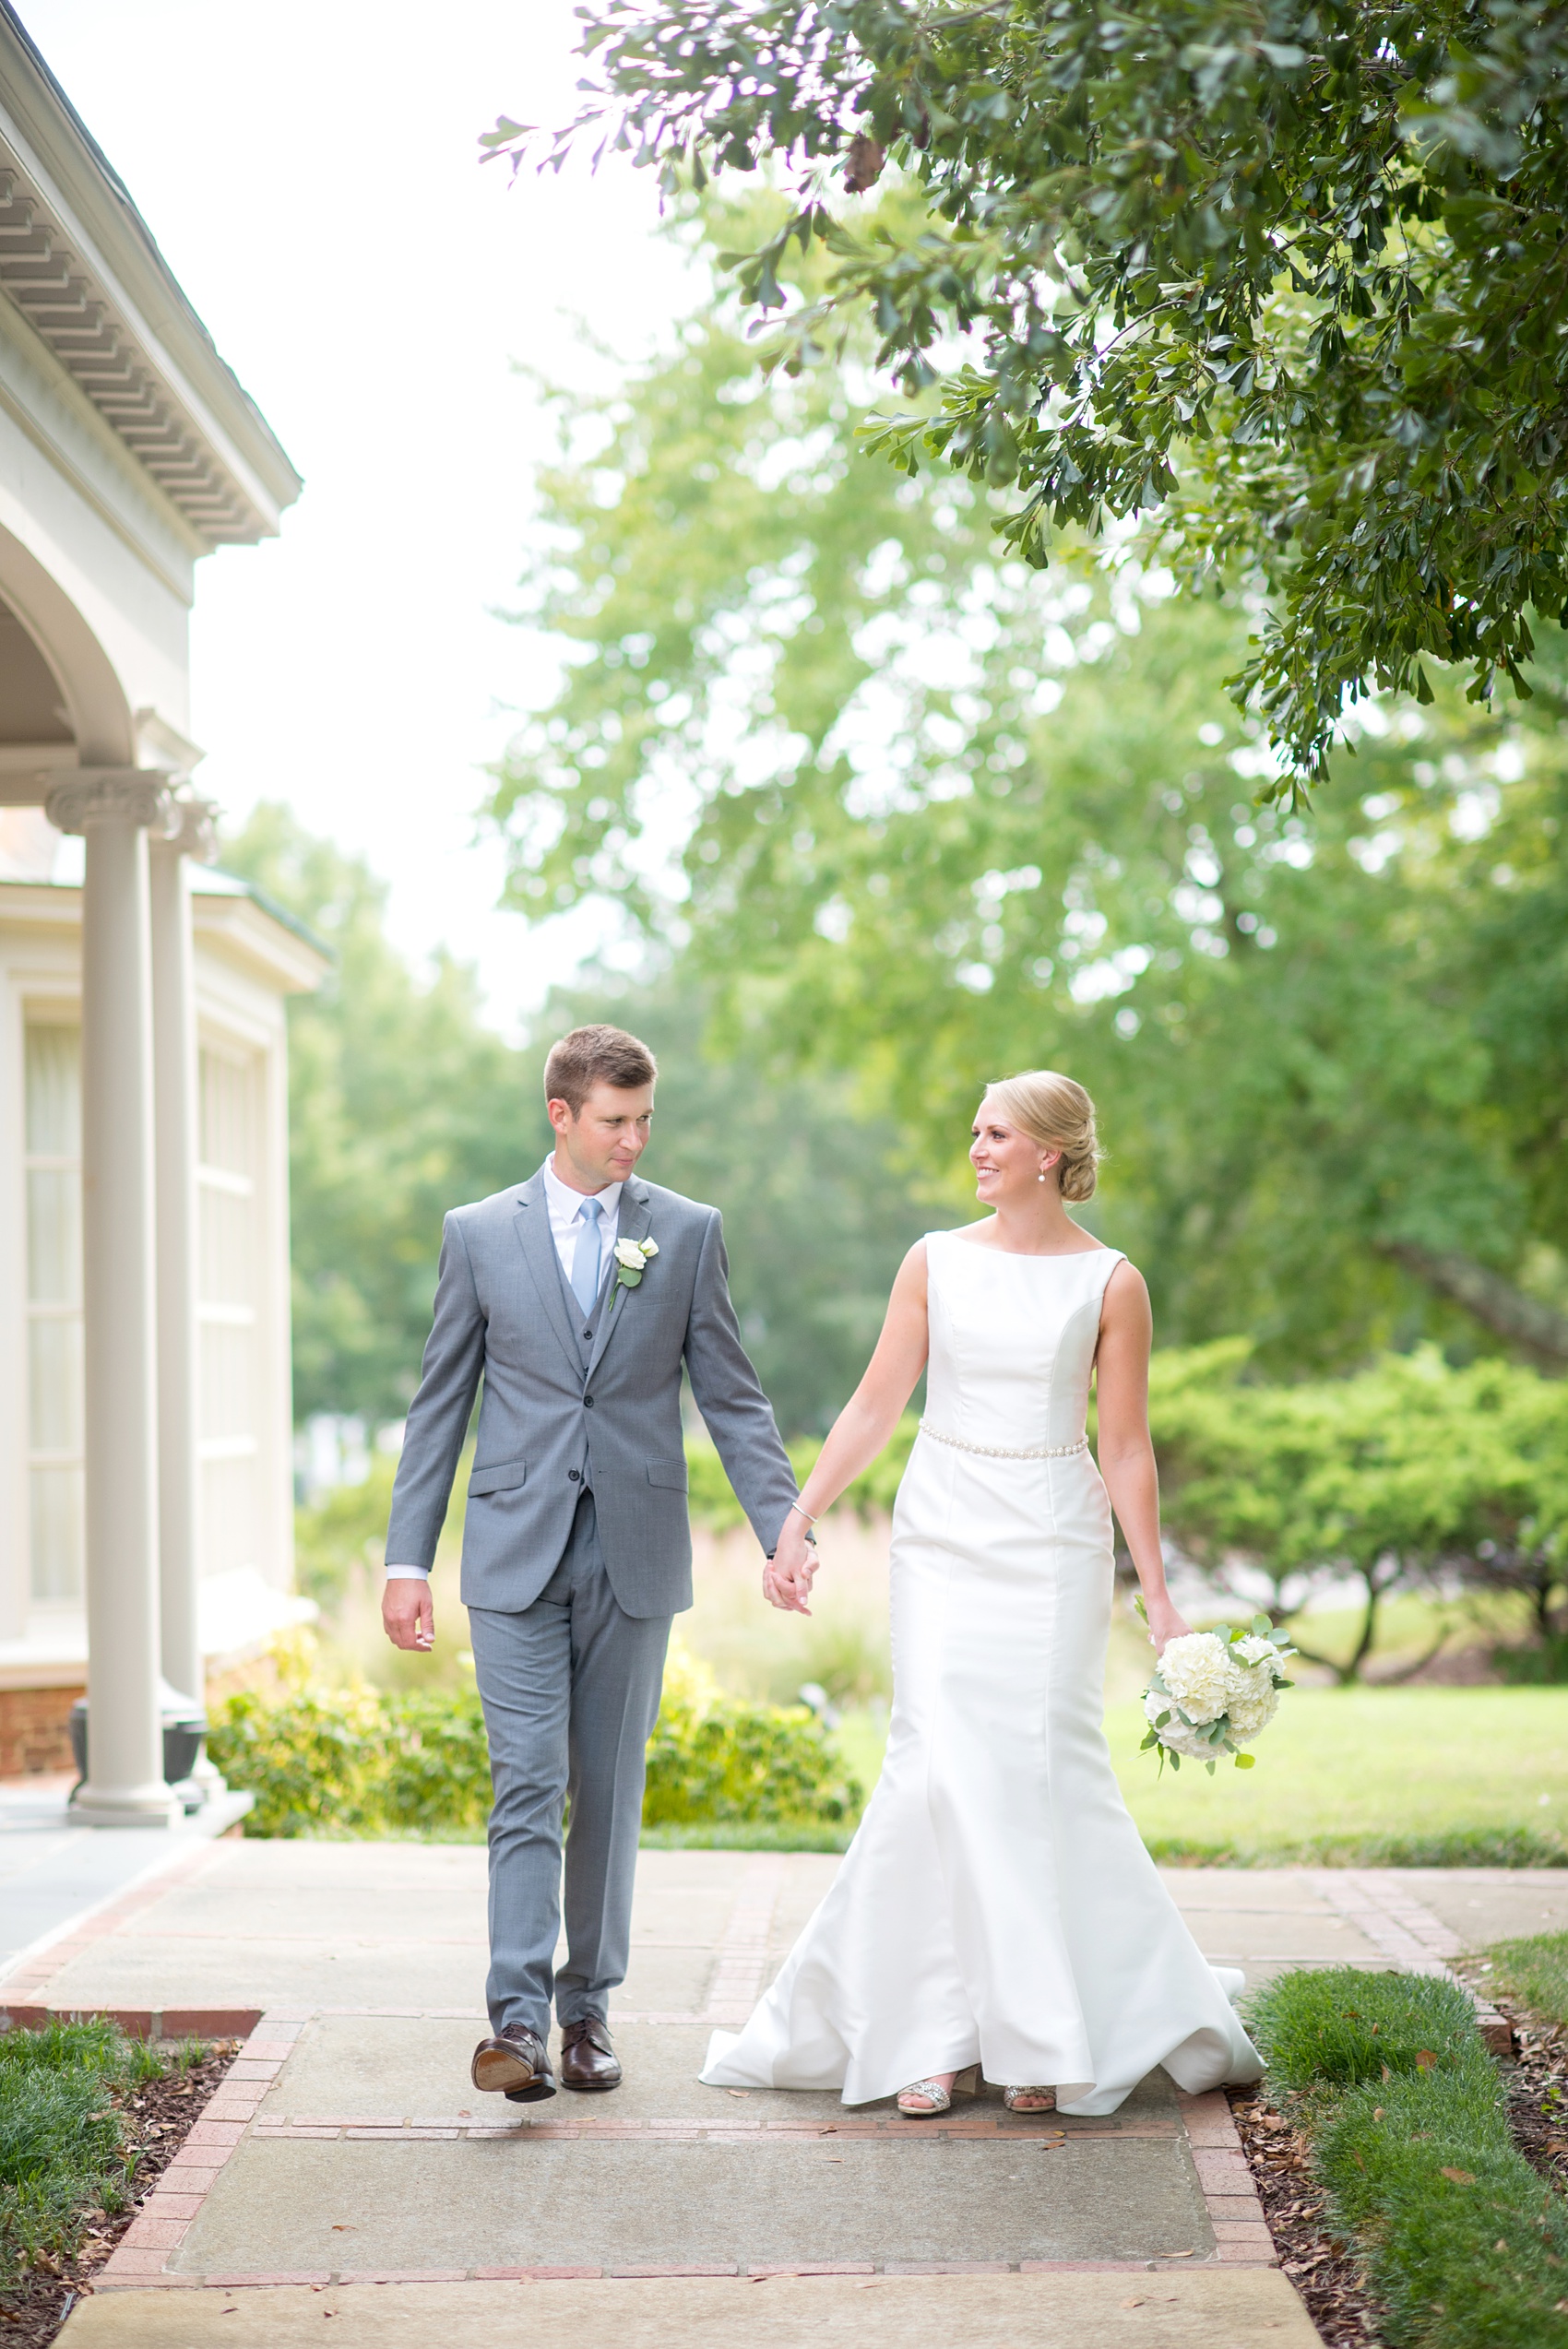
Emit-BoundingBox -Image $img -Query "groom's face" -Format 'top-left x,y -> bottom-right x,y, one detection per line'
549,1080 -> 655,1192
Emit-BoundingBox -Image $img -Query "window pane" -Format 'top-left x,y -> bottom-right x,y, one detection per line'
26,1169 -> 80,1303
199,1048 -> 255,1177
199,1184 -> 254,1307
24,1026 -> 80,1156
30,1465 -> 83,1600
200,1323 -> 255,1443
201,1454 -> 257,1579
28,1316 -> 82,1452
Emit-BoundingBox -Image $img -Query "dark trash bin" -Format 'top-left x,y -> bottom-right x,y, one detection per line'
69,1683 -> 209,1814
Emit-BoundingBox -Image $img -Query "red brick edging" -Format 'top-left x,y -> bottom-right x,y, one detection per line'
1177,2091 -> 1277,2267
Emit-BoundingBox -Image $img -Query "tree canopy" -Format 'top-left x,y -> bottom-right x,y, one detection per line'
488,211 -> 1568,1373
493,0 -> 1568,787
1149,1343 -> 1568,1679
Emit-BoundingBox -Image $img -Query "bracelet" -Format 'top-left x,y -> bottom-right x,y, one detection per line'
789,1501 -> 817,1526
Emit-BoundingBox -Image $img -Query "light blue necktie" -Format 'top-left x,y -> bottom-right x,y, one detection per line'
570,1196 -> 604,1316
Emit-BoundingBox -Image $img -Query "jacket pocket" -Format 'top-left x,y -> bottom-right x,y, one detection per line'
468,1458 -> 528,1497
647,1456 -> 689,1492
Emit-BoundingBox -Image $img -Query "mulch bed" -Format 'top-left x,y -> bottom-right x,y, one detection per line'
1455,1958 -> 1568,2195
0,2037 -> 240,2349
1227,2084 -> 1389,2347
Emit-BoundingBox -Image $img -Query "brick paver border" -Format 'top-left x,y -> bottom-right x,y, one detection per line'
1311,1870 -> 1514,2053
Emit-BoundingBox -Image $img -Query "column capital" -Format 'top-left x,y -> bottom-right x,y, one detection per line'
45,768 -> 175,836
160,792 -> 220,864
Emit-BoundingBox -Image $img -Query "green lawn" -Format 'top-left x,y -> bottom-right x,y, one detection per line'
1483,1930 -> 1568,2024
833,1687 -> 1568,1865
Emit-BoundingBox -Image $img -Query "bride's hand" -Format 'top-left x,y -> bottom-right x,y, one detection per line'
1145,1600 -> 1191,1655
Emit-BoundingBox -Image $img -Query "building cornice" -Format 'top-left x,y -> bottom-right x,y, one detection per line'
0,872 -> 329,994
0,5 -> 302,550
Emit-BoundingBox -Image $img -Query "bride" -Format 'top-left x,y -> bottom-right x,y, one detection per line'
700,1070 -> 1262,2118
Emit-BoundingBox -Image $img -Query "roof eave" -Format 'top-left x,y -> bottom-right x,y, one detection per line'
0,1 -> 302,543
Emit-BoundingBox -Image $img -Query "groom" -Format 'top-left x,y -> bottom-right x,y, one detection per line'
382,1025 -> 798,2102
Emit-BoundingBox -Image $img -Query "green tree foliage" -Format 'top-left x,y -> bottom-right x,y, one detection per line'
220,805 -> 931,1433
488,228 -> 1568,1371
498,0 -> 1568,786
1150,1345 -> 1568,1679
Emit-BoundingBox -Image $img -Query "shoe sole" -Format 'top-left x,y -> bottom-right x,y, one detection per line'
560,2070 -> 622,2092
504,2078 -> 557,2103
472,2046 -> 553,2098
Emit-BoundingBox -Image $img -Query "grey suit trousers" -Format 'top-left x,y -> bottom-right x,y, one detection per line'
468,1489 -> 671,2039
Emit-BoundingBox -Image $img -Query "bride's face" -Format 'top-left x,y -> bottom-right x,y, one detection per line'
970,1097 -> 1060,1204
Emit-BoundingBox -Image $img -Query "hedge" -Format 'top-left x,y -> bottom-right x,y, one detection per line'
208,1641 -> 862,1843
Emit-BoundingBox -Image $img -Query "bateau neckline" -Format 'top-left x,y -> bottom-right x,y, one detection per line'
944,1231 -> 1117,1263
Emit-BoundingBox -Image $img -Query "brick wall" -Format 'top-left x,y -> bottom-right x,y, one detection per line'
0,1684 -> 83,1777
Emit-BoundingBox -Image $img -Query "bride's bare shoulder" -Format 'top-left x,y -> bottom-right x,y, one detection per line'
1101,1255 -> 1152,1322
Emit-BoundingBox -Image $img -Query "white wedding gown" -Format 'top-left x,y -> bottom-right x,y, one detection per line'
701,1230 -> 1262,2116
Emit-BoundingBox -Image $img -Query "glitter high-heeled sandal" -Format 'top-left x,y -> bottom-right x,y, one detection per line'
1003,2083 -> 1056,2112
896,2063 -> 979,2117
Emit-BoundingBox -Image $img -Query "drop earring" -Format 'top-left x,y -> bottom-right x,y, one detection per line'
1038,1169 -> 1047,1183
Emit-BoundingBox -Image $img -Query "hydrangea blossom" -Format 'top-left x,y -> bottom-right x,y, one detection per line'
1139,1618 -> 1294,1775
1154,1632 -> 1231,1725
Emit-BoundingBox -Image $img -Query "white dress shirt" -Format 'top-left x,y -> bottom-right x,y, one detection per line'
540,1155 -> 623,1274
386,1161 -> 624,1580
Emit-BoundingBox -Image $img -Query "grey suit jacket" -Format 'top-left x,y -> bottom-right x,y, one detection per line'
384,1168 -> 798,1617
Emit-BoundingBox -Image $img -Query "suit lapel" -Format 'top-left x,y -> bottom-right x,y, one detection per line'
513,1171 -> 583,1380
586,1180 -> 652,1384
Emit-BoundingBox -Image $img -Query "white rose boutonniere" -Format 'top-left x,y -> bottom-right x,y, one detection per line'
612,1232 -> 659,1292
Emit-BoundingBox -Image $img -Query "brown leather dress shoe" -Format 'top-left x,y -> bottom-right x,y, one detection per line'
559,2013 -> 622,2091
470,2023 -> 555,2103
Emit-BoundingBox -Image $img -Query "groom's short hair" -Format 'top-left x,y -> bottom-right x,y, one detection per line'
544,1025 -> 658,1117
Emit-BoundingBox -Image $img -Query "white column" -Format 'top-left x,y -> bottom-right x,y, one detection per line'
149,803 -> 217,1720
47,771 -> 180,1828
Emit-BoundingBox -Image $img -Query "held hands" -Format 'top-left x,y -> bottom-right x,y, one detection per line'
383,1578 -> 435,1652
763,1513 -> 818,1616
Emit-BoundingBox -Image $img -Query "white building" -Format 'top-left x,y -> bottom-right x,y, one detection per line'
0,6 -> 311,1816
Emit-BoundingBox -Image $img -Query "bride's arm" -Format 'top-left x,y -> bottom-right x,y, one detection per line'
1094,1260 -> 1191,1655
762,1240 -> 931,1615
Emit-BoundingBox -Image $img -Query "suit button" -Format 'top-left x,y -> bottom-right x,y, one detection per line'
568,1469 -> 580,1482
584,1394 -> 595,1407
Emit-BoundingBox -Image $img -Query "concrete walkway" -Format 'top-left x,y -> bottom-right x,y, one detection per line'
0,1771 -> 250,1994
6,1842 -> 1553,2346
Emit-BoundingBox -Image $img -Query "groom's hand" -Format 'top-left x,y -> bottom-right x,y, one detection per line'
763,1518 -> 816,1616
383,1577 -> 435,1652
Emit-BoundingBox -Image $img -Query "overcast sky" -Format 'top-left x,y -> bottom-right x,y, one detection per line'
18,0 -> 698,1032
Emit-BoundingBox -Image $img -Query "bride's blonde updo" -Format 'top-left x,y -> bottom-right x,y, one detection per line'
982,1070 -> 1103,1203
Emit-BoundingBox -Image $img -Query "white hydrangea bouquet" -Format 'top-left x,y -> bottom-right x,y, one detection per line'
1138,1612 -> 1296,1775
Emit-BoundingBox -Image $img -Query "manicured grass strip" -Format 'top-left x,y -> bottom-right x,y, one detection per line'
1246,1967 -> 1486,2096
0,2020 -> 170,2284
1483,1931 -> 1568,2030
1141,1827 -> 1566,1869
1247,1968 -> 1568,2349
